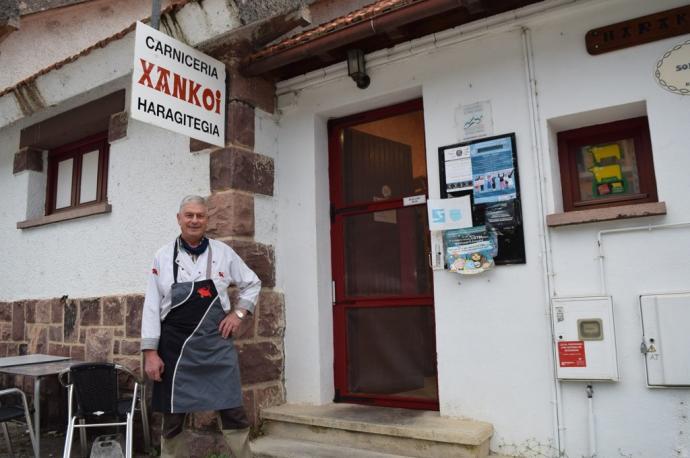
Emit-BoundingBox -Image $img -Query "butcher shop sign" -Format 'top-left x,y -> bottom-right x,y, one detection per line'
131,21 -> 226,146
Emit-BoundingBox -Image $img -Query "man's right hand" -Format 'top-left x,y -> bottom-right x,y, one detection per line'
144,350 -> 165,382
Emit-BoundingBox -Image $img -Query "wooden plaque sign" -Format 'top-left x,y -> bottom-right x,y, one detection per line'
586,5 -> 690,55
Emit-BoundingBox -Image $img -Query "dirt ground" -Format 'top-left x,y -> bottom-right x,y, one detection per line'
0,422 -> 155,458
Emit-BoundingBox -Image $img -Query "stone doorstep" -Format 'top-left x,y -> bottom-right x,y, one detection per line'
261,403 -> 493,446
253,436 -> 413,458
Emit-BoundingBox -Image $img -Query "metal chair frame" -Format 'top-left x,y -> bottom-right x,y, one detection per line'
58,363 -> 150,458
0,388 -> 38,458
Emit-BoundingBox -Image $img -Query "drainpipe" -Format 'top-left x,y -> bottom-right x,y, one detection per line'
521,27 -> 565,456
244,0 -> 468,75
586,384 -> 596,457
151,0 -> 161,30
597,221 -> 690,295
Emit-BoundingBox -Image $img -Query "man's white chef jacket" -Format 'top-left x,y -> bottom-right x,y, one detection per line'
140,238 -> 261,351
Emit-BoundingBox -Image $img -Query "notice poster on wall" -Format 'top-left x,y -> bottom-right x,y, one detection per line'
444,226 -> 497,274
442,145 -> 473,193
456,100 -> 494,140
470,136 -> 516,204
427,196 -> 473,231
438,133 -> 525,265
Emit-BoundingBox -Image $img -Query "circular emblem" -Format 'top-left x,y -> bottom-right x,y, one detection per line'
655,40 -> 690,96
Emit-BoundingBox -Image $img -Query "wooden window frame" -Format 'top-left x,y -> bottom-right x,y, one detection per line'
46,132 -> 109,215
557,116 -> 658,213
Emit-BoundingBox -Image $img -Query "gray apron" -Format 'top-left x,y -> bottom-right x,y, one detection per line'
152,242 -> 243,413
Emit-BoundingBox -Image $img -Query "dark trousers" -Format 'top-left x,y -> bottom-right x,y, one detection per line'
162,406 -> 250,439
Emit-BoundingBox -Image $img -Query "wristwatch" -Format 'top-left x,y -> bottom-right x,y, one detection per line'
234,309 -> 246,320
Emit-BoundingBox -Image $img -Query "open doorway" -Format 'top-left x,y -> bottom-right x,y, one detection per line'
329,99 -> 438,410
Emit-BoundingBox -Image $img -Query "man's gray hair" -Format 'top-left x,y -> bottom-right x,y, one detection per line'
179,195 -> 208,212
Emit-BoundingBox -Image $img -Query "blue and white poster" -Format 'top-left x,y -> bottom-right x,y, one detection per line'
470,136 -> 516,204
427,196 -> 473,231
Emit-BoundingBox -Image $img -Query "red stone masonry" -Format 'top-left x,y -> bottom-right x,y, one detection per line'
182,50 -> 282,456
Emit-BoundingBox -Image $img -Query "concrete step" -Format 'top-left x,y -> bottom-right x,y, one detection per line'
252,436 -> 414,458
260,404 -> 493,458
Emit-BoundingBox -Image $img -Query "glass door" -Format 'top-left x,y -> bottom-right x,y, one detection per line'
329,99 -> 438,410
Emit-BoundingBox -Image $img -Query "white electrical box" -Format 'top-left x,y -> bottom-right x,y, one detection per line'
552,296 -> 619,381
640,292 -> 690,387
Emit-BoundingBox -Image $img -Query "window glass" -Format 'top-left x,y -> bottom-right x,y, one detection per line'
341,110 -> 427,205
347,305 -> 437,399
343,206 -> 432,297
79,150 -> 100,203
557,116 -> 656,212
575,139 -> 641,204
55,158 -> 74,209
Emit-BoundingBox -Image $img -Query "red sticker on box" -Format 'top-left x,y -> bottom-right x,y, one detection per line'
558,341 -> 586,367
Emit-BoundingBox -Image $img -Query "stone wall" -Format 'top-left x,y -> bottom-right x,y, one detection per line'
0,285 -> 284,447
181,45 -> 284,456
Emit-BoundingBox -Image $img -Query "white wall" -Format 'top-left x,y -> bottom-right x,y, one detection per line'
0,0 -> 274,304
277,27 -> 555,450
531,1 -> 690,456
0,82 -> 210,301
0,0 -> 174,90
276,0 -> 690,456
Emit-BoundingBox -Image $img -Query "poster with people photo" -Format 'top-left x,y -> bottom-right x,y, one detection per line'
438,133 -> 525,265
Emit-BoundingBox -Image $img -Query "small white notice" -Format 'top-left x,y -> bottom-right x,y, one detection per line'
403,195 -> 427,206
456,100 -> 493,140
131,21 -> 226,146
427,195 -> 473,231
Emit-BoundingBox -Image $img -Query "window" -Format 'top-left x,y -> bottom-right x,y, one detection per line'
46,132 -> 109,214
557,116 -> 658,212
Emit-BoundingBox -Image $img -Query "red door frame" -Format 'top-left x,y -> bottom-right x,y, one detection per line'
328,98 -> 439,410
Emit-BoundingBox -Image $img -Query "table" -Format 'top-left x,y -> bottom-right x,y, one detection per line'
0,354 -> 74,455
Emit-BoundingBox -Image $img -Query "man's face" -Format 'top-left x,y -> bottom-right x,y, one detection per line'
177,202 -> 208,243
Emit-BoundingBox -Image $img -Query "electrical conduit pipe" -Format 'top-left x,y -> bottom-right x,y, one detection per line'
521,26 -> 565,457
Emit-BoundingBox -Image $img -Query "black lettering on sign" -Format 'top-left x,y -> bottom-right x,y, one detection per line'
586,5 -> 690,55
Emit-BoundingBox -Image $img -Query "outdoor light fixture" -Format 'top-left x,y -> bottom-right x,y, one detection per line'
347,49 -> 370,89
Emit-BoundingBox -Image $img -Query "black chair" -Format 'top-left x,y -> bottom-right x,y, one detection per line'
58,363 -> 149,458
0,388 -> 38,457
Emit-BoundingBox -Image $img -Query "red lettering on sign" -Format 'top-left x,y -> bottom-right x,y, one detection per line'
136,58 -> 219,113
202,88 -> 215,111
558,341 -> 587,367
172,73 -> 186,100
155,66 -> 171,95
187,80 -> 201,107
138,59 -> 155,87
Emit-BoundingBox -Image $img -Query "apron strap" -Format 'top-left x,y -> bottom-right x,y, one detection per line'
173,240 -> 179,284
205,244 -> 213,279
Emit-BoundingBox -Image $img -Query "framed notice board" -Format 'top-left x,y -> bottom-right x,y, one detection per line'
438,133 -> 526,265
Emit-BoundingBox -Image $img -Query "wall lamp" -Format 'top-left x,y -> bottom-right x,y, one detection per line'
347,49 -> 370,89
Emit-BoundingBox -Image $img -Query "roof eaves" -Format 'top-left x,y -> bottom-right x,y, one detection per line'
248,0 -> 415,63
0,0 -> 192,99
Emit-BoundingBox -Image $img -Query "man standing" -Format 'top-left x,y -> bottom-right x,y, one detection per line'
141,195 -> 260,457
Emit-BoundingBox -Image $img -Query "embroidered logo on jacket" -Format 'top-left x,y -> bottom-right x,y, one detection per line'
197,287 -> 212,298
152,268 -> 158,276
218,271 -> 225,278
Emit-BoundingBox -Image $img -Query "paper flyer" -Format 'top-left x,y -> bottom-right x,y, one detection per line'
444,226 -> 498,275
470,136 -> 517,204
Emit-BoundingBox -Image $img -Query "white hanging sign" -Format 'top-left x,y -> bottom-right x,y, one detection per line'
131,21 -> 226,146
